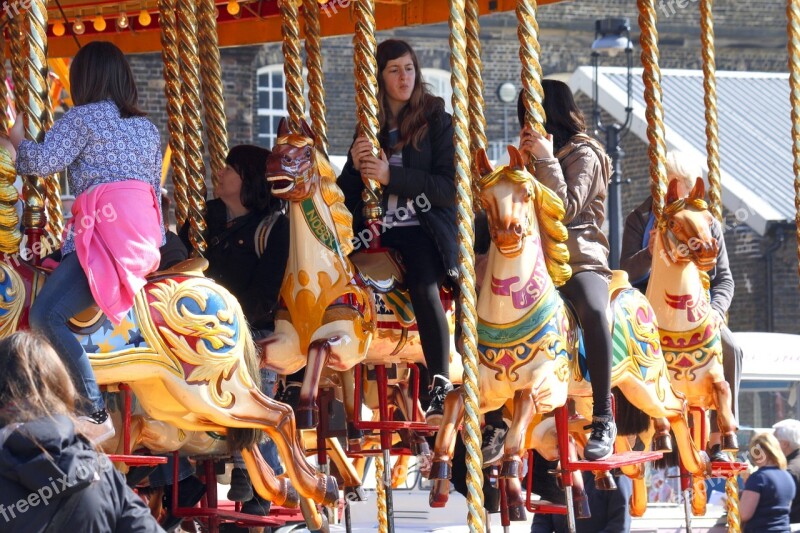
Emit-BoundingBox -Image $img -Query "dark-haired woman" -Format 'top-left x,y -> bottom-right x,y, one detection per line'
2,42 -> 164,445
338,39 -> 457,424
180,144 -> 289,516
518,80 -> 616,460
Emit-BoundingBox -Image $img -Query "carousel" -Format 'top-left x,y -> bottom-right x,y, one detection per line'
0,0 -> 795,532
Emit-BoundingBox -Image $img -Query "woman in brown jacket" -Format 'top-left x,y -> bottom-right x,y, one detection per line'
518,80 -> 615,460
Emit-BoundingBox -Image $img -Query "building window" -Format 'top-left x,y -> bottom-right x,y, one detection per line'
422,68 -> 452,113
256,64 -> 308,149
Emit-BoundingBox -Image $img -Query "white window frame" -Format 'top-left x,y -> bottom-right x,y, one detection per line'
256,64 -> 309,149
421,68 -> 452,113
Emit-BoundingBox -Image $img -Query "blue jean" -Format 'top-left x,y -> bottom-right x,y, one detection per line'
29,251 -> 104,413
149,456 -> 196,488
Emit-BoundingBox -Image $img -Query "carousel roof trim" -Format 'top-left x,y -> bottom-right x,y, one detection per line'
570,66 -> 791,236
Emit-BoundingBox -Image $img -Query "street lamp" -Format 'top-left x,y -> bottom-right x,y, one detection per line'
497,81 -> 517,145
591,17 -> 634,270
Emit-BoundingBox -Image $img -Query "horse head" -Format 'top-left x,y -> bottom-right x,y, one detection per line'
266,119 -> 320,201
658,178 -> 718,271
475,146 -> 536,257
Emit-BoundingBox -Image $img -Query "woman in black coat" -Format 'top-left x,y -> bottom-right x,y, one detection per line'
338,39 -> 457,425
0,332 -> 163,533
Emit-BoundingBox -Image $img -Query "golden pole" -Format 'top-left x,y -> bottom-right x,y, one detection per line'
177,0 -> 208,254
304,0 -> 328,154
280,0 -> 305,134
375,455 -> 388,533
466,0 -> 487,161
353,0 -> 383,220
516,0 -> 546,136
159,0 -> 189,229
198,0 -> 229,186
9,16 -> 27,122
638,0 -> 668,222
0,29 -> 10,130
449,0 -> 484,530
788,0 -> 800,286
21,0 -> 50,256
0,27 -> 21,254
700,0 -> 722,223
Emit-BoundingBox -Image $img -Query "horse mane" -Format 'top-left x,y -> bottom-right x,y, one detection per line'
530,177 -> 572,287
315,151 -> 355,257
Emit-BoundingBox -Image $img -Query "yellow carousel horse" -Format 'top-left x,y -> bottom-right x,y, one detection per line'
427,148 -> 707,519
646,177 -> 736,513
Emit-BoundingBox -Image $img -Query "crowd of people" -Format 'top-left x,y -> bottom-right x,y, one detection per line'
0,35 -> 793,533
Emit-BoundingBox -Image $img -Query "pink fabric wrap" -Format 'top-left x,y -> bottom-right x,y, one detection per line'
71,181 -> 161,325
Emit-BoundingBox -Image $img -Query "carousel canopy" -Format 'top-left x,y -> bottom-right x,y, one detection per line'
39,0 -> 553,58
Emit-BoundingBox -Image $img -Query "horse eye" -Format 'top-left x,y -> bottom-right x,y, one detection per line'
305,148 -> 312,157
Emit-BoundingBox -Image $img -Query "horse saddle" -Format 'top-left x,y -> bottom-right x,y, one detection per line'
350,249 -> 405,293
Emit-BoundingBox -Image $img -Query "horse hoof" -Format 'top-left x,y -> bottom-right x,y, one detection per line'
573,488 -> 591,519
412,439 -> 431,457
594,471 -> 617,491
428,461 -> 451,480
284,484 -> 300,508
323,475 -> 339,507
499,458 -> 521,479
507,504 -> 527,521
344,485 -> 366,502
316,513 -> 330,533
296,407 -> 319,429
721,433 -> 739,452
429,480 -> 450,507
653,433 -> 673,453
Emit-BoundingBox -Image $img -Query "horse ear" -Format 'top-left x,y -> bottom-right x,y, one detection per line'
300,119 -> 317,144
277,118 -> 290,137
508,145 -> 526,171
689,177 -> 705,201
475,148 -> 493,177
666,178 -> 680,205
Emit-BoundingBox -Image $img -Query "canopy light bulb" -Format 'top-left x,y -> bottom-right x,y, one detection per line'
227,0 -> 240,15
52,21 -> 65,37
138,9 -> 151,26
93,15 -> 106,32
117,13 -> 129,30
72,18 -> 85,35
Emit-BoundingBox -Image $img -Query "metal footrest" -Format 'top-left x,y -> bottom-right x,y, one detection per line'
710,461 -> 749,478
108,454 -> 168,466
527,499 -> 568,515
570,450 -> 663,471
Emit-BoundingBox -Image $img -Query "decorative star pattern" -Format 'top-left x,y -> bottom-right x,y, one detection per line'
76,309 -> 149,354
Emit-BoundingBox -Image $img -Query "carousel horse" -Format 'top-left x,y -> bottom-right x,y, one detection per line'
427,147 -> 707,518
261,120 -> 462,438
0,252 -> 339,523
646,177 -> 736,514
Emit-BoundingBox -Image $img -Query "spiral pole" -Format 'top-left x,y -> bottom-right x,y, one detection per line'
449,1 -> 484,530
159,0 -> 189,229
638,0 -> 668,222
353,0 -> 383,219
788,0 -> 800,285
9,16 -> 27,120
516,0 -> 546,135
280,0 -> 305,134
21,0 -> 50,252
0,26 -> 21,253
726,475 -> 741,533
700,0 -> 722,222
198,0 -> 229,186
0,29 -> 10,131
375,455 -> 388,533
466,0 -> 487,179
304,0 -> 329,154
177,0 -> 208,254
40,64 -> 61,251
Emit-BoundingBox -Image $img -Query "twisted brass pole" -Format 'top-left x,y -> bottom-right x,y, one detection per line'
375,455 -> 388,533
354,0 -> 383,220
40,64 -> 61,251
517,0 -> 546,136
0,29 -> 10,131
198,0 -> 229,186
700,0 -> 722,223
788,0 -> 800,286
0,26 -> 21,254
159,0 -> 189,229
9,16 -> 27,121
638,0 -> 668,222
177,0 -> 208,254
466,0 -> 487,171
21,0 -> 50,253
450,0 -> 484,530
304,0 -> 329,154
726,475 -> 741,533
281,0 -> 305,134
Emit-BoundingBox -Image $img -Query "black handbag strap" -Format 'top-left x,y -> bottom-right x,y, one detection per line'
42,488 -> 84,533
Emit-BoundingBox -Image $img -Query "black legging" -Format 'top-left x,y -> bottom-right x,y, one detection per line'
559,270 -> 613,418
382,225 -> 450,382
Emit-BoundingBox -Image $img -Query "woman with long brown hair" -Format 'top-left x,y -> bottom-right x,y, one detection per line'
0,331 -> 162,532
519,79 -> 616,460
338,39 -> 457,424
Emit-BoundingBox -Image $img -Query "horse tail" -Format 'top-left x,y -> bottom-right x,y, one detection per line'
614,387 -> 651,436
227,321 -> 264,452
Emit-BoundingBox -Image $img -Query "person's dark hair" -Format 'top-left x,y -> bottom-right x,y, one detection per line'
517,79 -> 586,152
376,39 -> 444,153
69,41 -> 145,118
225,144 -> 282,213
0,331 -> 77,426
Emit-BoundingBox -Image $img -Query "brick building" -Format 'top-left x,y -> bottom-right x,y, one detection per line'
126,0 -> 797,334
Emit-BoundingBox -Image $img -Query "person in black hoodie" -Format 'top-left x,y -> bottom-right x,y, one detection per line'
0,331 -> 162,532
338,39 -> 457,425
